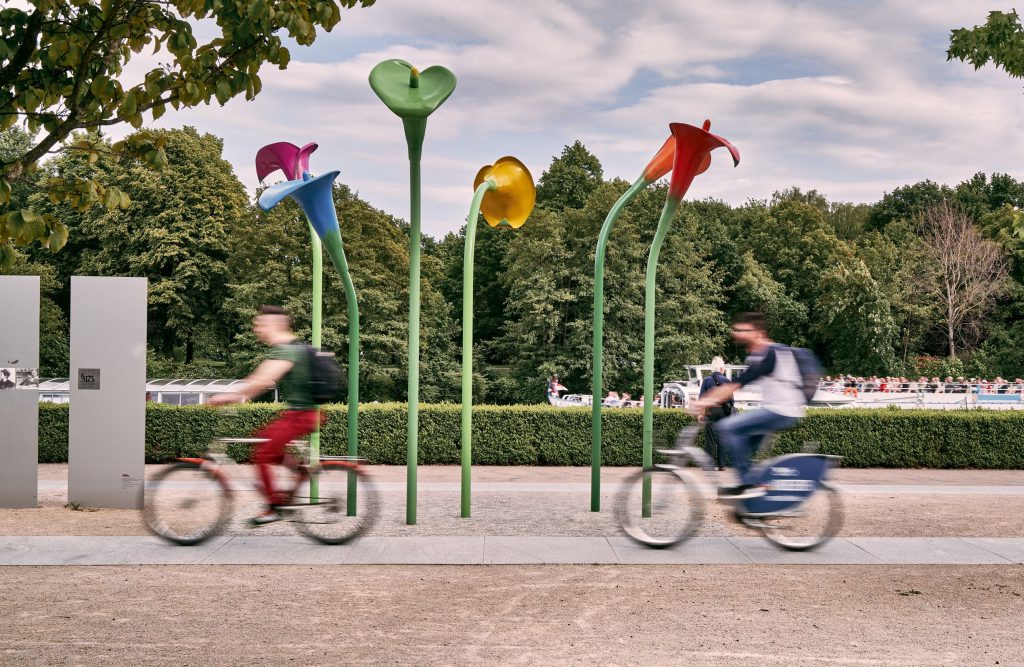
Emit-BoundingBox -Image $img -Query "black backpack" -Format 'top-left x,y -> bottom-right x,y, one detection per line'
710,373 -> 734,416
293,342 -> 342,405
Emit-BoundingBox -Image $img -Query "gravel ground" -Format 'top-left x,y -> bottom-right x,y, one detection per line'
4,465 -> 1023,539
1,564 -> 1022,665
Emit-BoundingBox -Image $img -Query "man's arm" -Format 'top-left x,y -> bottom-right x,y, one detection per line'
209,359 -> 293,404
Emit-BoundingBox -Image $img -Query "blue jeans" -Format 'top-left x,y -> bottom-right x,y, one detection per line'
713,409 -> 798,485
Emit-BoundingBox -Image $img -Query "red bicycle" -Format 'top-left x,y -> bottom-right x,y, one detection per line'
143,437 -> 378,546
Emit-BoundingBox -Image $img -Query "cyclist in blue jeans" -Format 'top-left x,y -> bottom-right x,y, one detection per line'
690,312 -> 806,500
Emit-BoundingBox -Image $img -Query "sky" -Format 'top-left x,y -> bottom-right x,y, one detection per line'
117,0 -> 1024,239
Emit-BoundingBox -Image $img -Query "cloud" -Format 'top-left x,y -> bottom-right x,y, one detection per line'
97,0 -> 1024,237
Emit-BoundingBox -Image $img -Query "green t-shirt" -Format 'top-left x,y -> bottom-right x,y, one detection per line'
270,341 -> 314,409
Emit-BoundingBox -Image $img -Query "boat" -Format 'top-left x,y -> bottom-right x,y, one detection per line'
657,364 -> 855,410
550,363 -> 1024,410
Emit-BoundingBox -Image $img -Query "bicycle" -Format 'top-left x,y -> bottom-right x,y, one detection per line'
143,436 -> 378,546
616,425 -> 843,551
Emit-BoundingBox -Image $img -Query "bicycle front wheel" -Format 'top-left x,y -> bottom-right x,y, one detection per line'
290,464 -> 378,545
616,466 -> 705,549
756,482 -> 844,552
143,462 -> 233,546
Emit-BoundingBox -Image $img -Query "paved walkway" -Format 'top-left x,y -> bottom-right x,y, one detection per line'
3,535 -> 1023,565
33,479 -> 1024,494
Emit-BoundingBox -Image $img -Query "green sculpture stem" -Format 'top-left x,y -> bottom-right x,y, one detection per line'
642,196 -> 681,517
308,224 -> 323,504
460,179 -> 497,518
321,228 -> 360,516
403,116 -> 426,525
591,175 -> 649,512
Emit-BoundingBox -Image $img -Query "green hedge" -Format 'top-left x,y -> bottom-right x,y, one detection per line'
34,404 -> 1024,468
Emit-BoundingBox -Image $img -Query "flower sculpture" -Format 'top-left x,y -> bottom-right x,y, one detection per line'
472,157 -> 536,229
588,124 -> 714,512
255,142 -> 319,181
369,59 -> 456,525
640,120 -> 739,516
460,157 -> 535,517
258,165 -> 361,512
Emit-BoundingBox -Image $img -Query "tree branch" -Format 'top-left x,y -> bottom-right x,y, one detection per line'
0,10 -> 44,91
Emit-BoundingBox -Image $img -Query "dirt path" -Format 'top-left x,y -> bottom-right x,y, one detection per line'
1,565 -> 1021,665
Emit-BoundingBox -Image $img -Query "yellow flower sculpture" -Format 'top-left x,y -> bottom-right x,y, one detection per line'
473,157 -> 536,228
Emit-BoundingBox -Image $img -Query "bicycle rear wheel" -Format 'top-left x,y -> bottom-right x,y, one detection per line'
755,482 -> 844,551
143,462 -> 233,546
290,463 -> 378,545
616,466 -> 704,548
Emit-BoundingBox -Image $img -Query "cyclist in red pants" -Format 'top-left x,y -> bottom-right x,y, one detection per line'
210,305 -> 320,525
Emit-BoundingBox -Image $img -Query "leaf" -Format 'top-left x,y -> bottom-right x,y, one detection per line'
0,243 -> 15,273
47,221 -> 69,253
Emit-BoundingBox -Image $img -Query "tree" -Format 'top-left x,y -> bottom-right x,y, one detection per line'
730,251 -> 808,347
948,10 -> 1024,80
856,224 -> 937,368
534,140 -> 603,211
35,127 -> 249,364
815,257 -> 898,374
0,0 -> 375,267
918,202 -> 1009,357
867,180 -> 952,231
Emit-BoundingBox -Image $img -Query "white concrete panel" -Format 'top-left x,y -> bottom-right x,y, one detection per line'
0,276 -> 40,508
68,277 -> 147,509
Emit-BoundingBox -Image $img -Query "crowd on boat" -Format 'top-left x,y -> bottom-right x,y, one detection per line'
819,375 -> 1024,395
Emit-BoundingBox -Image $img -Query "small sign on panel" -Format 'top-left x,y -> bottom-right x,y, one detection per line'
78,368 -> 101,390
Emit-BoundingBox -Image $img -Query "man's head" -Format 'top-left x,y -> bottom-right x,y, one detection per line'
730,312 -> 769,349
253,305 -> 293,344
0,369 -> 10,380
711,356 -> 725,374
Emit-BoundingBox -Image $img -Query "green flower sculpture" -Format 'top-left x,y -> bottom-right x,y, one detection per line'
369,58 -> 457,525
369,59 -> 456,157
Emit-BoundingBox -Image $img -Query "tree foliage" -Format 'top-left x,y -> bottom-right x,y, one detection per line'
948,10 -> 1024,80
0,0 -> 375,268
13,132 -> 1024,399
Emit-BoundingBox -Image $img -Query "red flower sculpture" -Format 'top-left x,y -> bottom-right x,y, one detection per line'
642,120 -> 717,183
666,120 -> 740,201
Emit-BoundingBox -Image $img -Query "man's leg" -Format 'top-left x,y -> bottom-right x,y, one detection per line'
714,409 -> 796,486
704,419 -> 724,469
252,410 -> 318,506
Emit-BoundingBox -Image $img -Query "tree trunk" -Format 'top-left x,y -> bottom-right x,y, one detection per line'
161,325 -> 175,357
185,335 -> 194,364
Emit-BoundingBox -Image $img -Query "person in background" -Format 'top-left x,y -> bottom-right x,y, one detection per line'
698,357 -> 732,471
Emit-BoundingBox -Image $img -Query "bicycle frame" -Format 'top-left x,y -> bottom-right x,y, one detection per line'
661,427 -> 841,515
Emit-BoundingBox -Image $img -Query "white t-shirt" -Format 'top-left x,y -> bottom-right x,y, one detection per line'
735,344 -> 807,418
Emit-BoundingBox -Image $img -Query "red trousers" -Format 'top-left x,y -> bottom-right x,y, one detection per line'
253,409 -> 320,504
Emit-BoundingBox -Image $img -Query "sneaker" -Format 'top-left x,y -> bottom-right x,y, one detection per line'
247,510 -> 283,527
717,484 -> 766,500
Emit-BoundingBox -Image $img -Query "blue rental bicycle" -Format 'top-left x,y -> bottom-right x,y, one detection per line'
616,425 -> 843,551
